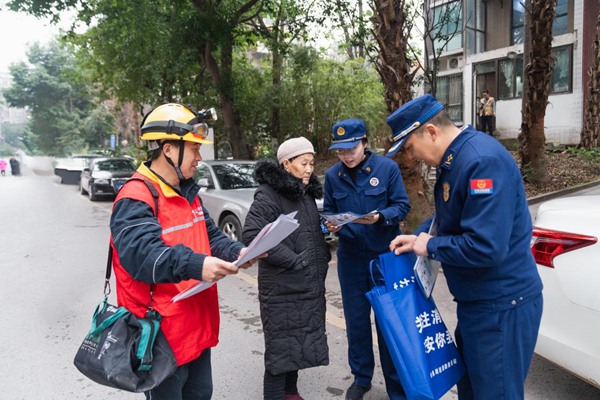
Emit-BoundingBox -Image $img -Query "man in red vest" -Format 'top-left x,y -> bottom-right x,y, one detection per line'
110,103 -> 260,399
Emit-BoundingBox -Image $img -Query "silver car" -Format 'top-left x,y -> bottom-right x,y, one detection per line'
196,160 -> 334,244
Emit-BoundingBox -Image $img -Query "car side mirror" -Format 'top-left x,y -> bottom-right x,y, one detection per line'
198,178 -> 214,189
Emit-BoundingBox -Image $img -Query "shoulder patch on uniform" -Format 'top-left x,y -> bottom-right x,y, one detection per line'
470,179 -> 494,195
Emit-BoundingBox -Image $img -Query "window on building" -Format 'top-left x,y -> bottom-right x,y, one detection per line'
498,57 -> 523,100
437,73 -> 463,122
465,0 -> 485,55
511,0 -> 525,45
496,46 -> 572,99
552,46 -> 572,93
433,1 -> 463,53
512,0 -> 568,45
554,0 -> 569,36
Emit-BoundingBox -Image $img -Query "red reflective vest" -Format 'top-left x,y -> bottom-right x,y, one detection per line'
111,168 -> 218,366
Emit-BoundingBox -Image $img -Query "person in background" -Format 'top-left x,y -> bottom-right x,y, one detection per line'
110,103 -> 261,400
0,158 -> 7,176
387,94 -> 543,400
242,137 -> 331,400
323,119 -> 411,400
479,89 -> 496,136
9,155 -> 20,176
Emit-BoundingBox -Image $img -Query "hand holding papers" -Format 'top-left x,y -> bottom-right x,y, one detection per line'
320,210 -> 378,227
172,212 -> 300,302
233,211 -> 299,266
413,216 -> 442,299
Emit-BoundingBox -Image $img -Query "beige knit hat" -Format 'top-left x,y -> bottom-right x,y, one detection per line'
277,137 -> 315,164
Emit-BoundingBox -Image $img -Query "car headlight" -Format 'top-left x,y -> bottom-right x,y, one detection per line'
95,179 -> 109,185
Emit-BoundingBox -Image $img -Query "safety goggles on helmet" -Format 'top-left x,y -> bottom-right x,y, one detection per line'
140,103 -> 216,145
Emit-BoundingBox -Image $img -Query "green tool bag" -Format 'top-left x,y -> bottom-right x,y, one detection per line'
74,297 -> 177,392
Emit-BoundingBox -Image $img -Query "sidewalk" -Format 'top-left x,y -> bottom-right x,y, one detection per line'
528,179 -> 600,219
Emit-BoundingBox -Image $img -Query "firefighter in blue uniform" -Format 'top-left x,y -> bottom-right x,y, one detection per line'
387,94 -> 543,400
323,119 -> 411,400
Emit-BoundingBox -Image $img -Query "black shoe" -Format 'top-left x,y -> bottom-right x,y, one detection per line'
345,382 -> 372,400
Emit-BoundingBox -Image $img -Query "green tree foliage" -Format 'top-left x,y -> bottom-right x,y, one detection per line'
231,45 -> 387,158
248,0 -> 323,144
7,0 -> 387,163
0,123 -> 29,154
3,41 -> 98,156
71,0 -> 208,105
283,52 -> 388,155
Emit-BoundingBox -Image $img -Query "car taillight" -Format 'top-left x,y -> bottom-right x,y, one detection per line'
531,227 -> 598,268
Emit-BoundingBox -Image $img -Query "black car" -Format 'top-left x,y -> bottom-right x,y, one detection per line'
79,157 -> 137,201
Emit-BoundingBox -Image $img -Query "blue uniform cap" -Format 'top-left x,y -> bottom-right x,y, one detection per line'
385,94 -> 445,157
329,118 -> 367,150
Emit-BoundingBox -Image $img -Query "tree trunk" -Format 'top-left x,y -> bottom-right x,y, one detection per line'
372,0 -> 431,232
204,37 -> 250,160
272,44 -> 283,145
581,10 -> 600,149
518,0 -> 556,183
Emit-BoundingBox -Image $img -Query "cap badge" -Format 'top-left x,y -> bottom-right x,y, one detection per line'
337,127 -> 346,136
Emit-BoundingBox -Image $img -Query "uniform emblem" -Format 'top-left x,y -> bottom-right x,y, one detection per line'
366,167 -> 371,173
444,153 -> 453,166
337,127 -> 346,136
443,182 -> 450,202
470,179 -> 494,195
370,177 -> 379,187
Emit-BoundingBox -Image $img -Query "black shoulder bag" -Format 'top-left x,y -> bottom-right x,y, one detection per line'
73,179 -> 177,392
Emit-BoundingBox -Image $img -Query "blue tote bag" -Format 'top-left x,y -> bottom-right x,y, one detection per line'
366,251 -> 466,400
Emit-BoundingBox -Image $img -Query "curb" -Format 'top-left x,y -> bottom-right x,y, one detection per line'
527,179 -> 600,205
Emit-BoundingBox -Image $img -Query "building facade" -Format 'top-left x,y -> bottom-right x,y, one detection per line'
432,0 -> 598,145
0,72 -> 28,126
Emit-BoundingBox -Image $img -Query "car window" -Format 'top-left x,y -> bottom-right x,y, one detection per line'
95,160 -> 136,172
212,163 -> 258,190
195,165 -> 214,186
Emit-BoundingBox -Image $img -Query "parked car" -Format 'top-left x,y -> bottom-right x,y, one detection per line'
54,154 -> 103,184
530,195 -> 600,389
196,160 -> 335,244
79,157 -> 137,201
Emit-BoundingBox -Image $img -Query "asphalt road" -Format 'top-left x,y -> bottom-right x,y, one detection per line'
0,156 -> 599,399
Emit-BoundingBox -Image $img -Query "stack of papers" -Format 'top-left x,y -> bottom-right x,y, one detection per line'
320,210 -> 378,227
413,216 -> 442,299
172,212 -> 300,302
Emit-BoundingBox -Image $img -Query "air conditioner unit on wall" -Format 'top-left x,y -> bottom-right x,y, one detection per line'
447,56 -> 464,70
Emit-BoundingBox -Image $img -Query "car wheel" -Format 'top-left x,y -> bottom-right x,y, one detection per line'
88,185 -> 98,201
80,182 -> 88,195
220,215 -> 242,241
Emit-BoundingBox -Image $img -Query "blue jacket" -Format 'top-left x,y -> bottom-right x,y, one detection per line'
324,151 -> 411,256
418,126 -> 542,304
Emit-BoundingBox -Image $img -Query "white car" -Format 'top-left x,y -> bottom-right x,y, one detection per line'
531,195 -> 600,389
54,154 -> 103,184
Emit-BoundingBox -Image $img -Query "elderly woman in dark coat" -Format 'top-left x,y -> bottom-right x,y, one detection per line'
242,137 -> 331,400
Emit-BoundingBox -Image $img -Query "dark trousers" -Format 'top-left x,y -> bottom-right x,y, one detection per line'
455,293 -> 543,400
337,252 -> 406,399
263,369 -> 299,400
145,348 -> 212,400
480,116 -> 494,135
